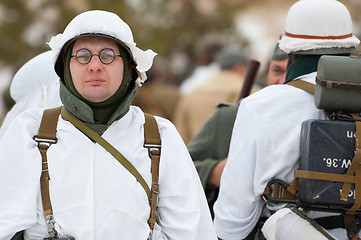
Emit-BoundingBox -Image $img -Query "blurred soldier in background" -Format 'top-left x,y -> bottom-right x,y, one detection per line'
0,51 -> 61,139
188,40 -> 287,221
131,57 -> 180,122
267,40 -> 288,85
174,45 -> 260,144
179,40 -> 224,96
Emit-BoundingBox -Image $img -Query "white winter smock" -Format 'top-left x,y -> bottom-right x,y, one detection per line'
0,106 -> 217,240
213,72 -> 351,239
0,51 -> 61,140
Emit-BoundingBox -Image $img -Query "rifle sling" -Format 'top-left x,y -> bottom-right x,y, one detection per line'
60,107 -> 151,199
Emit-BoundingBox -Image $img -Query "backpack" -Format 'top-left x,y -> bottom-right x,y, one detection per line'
263,55 -> 361,239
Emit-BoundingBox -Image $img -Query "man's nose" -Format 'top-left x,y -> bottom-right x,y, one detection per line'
88,55 -> 103,72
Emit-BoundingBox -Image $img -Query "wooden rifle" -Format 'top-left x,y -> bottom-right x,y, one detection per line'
238,59 -> 260,100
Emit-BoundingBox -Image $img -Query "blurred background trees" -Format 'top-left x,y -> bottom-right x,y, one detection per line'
0,0 -> 248,84
0,0 -> 360,119
1,0 -> 360,85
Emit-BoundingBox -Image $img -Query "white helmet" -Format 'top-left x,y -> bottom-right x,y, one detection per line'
48,10 -> 157,86
279,0 -> 360,54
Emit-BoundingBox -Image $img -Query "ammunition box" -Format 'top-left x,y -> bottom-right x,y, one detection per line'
299,119 -> 360,212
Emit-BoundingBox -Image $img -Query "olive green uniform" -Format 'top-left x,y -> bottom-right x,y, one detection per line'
187,102 -> 239,217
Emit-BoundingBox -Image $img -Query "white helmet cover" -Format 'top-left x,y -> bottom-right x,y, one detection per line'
279,0 -> 360,54
48,10 -> 157,86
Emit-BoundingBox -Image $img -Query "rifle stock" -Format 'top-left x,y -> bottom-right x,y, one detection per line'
238,60 -> 260,100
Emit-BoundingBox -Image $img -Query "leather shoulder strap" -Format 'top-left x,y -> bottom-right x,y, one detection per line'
33,106 -> 62,216
286,80 -> 315,94
143,113 -> 161,231
35,107 -> 162,231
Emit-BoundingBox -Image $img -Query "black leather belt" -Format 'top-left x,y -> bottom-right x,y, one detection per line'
315,215 -> 361,230
315,215 -> 346,230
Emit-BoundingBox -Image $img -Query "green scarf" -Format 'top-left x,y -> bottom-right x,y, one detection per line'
60,40 -> 136,135
284,55 -> 321,83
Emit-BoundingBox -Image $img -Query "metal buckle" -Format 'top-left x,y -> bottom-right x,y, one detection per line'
45,214 -> 59,239
147,229 -> 153,240
151,182 -> 160,194
143,143 -> 161,158
33,135 -> 58,147
262,179 -> 299,205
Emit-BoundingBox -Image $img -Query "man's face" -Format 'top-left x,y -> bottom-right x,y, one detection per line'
267,58 -> 288,85
70,36 -> 124,103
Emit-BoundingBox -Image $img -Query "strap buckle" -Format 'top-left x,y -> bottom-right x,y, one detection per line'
143,143 -> 161,158
151,182 -> 160,194
262,179 -> 299,205
147,229 -> 153,240
33,135 -> 58,148
44,214 -> 59,239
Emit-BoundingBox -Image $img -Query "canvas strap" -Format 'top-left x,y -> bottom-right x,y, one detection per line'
60,107 -> 152,200
342,114 -> 361,203
316,76 -> 361,92
33,106 -> 62,216
33,106 -> 62,238
286,79 -> 315,94
143,113 -> 161,230
35,106 -> 161,231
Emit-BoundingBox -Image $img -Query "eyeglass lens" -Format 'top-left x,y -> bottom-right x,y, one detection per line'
75,48 -> 117,64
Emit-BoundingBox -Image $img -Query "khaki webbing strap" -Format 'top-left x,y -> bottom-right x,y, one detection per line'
36,107 -> 62,141
287,178 -> 298,196
343,213 -> 361,239
286,79 -> 315,94
144,113 -> 161,230
272,182 -> 296,200
347,165 -> 361,214
341,114 -> 361,201
34,106 -> 62,216
295,170 -> 356,183
60,107 -> 151,201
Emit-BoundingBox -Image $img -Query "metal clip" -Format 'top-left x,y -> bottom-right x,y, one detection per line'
143,143 -> 161,158
45,214 -> 59,239
151,182 -> 160,194
33,135 -> 58,148
147,229 -> 154,240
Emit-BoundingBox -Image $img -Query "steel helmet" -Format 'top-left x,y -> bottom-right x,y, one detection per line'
279,0 -> 360,55
48,10 -> 157,86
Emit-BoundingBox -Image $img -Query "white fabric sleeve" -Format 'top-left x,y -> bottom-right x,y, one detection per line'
155,117 -> 217,240
213,102 -> 264,240
0,110 -> 43,240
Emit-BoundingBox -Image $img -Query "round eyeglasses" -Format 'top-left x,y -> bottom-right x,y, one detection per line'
71,48 -> 122,64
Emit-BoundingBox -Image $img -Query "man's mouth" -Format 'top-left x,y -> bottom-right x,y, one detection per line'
86,78 -> 106,85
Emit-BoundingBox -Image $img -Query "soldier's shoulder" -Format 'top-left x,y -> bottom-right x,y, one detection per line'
216,101 -> 240,109
214,101 -> 240,121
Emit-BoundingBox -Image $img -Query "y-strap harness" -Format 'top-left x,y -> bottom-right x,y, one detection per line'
33,106 -> 161,239
262,80 -> 361,240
